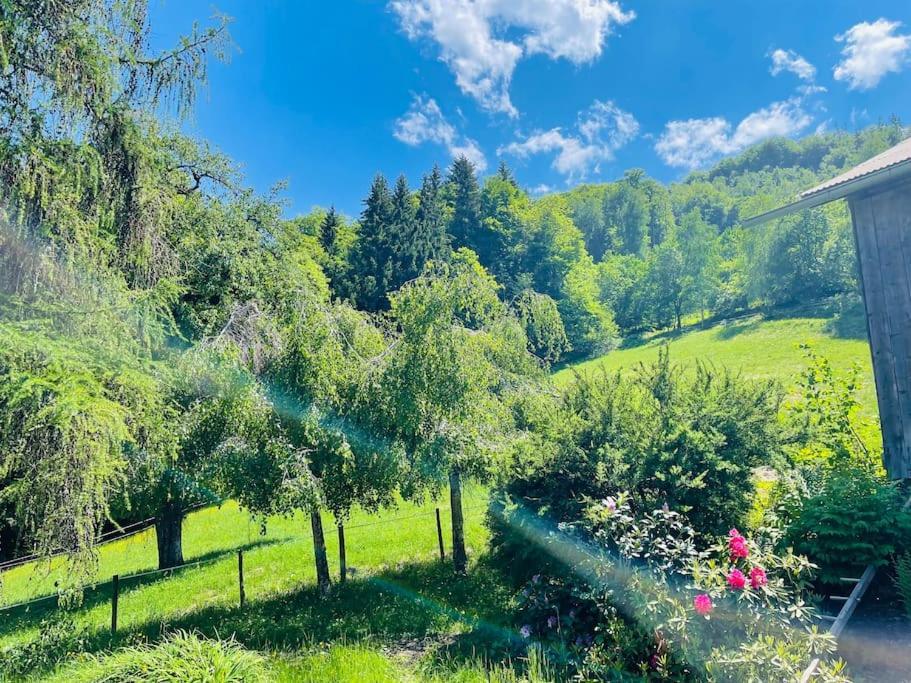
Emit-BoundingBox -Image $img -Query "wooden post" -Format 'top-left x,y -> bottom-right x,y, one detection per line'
435,507 -> 445,561
310,509 -> 331,595
111,574 -> 119,635
338,523 -> 347,584
449,470 -> 467,573
238,550 -> 245,609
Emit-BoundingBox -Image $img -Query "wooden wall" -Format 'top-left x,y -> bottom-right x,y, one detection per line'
849,178 -> 911,480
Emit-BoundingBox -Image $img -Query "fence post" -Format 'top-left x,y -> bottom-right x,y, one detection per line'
338,523 -> 347,584
238,550 -> 245,609
435,507 -> 445,561
111,574 -> 119,635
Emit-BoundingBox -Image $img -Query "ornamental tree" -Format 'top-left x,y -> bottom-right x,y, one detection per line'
376,249 -> 540,572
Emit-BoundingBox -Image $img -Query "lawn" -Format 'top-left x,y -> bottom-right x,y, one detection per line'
555,304 -> 877,418
0,488 -> 528,681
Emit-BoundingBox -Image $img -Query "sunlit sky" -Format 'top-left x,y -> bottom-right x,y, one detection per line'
149,1 -> 911,216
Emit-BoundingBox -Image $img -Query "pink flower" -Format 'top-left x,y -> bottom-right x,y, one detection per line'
749,566 -> 768,589
693,594 -> 713,616
728,531 -> 749,560
727,568 -> 746,590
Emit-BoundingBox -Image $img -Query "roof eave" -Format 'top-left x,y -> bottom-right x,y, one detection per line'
741,158 -> 911,229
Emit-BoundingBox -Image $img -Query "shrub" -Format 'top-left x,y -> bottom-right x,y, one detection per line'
491,348 -> 783,577
0,615 -> 88,678
784,467 -> 911,584
71,631 -> 268,683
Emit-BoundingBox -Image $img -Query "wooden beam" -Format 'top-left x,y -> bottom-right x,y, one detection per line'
799,563 -> 878,682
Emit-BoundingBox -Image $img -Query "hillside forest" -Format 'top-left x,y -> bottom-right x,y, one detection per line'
2,3 -> 911,681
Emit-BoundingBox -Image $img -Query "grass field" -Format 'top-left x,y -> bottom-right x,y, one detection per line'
0,489 -> 526,681
555,302 -> 878,418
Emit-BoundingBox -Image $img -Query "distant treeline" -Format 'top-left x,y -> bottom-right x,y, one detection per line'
315,119 -> 904,358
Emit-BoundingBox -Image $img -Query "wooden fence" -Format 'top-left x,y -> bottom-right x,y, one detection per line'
0,503 -> 484,634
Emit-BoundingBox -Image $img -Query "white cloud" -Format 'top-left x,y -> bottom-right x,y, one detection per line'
797,84 -> 827,96
393,95 -> 488,171
833,18 -> 911,90
389,0 -> 634,117
769,48 -> 816,81
531,183 -> 554,194
498,100 -> 638,180
654,117 -> 732,169
730,100 -> 813,148
655,98 -> 813,170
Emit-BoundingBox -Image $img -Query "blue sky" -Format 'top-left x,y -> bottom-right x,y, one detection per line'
149,1 -> 911,217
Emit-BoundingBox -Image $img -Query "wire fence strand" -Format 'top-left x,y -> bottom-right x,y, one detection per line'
0,501 -> 488,614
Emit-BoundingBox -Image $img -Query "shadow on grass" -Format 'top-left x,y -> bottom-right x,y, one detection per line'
714,318 -> 764,340
10,554 -> 522,678
825,297 -> 868,340
0,537 -> 281,639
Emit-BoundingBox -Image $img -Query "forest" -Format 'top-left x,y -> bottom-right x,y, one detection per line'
2,2 -> 911,681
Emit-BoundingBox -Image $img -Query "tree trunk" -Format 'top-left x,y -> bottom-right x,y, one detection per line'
310,509 -> 331,595
155,500 -> 184,570
337,523 -> 347,584
449,468 -> 467,574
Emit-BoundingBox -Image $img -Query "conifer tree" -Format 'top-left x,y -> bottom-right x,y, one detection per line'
497,160 -> 517,186
406,165 -> 449,280
388,174 -> 419,289
347,174 -> 395,311
446,156 -> 483,251
320,206 -> 341,253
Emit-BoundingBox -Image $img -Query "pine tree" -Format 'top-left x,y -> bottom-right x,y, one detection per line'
319,206 -> 341,253
347,174 -> 395,311
446,155 -> 483,251
390,175 -> 416,244
388,174 -> 417,290
406,165 -> 449,280
496,160 -> 516,186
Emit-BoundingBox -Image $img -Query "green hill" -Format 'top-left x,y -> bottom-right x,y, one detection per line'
555,302 -> 878,419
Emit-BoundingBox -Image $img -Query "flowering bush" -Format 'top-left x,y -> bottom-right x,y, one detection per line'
515,494 -> 849,682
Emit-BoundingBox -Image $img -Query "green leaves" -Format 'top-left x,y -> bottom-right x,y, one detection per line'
0,323 -> 168,586
785,467 -> 911,583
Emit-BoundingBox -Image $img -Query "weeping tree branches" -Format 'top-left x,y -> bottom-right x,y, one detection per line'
0,0 -> 233,288
0,0 -> 232,134
0,321 -> 173,594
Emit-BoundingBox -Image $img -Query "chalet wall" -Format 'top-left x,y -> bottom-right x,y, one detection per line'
849,179 -> 911,479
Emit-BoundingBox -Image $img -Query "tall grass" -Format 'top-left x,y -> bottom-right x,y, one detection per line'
58,631 -> 268,682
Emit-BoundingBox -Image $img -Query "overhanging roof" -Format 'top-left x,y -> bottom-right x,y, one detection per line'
741,136 -> 911,228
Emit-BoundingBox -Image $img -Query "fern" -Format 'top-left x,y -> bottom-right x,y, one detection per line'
895,552 -> 911,618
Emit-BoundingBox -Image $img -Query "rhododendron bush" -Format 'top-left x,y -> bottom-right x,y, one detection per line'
513,495 -> 849,681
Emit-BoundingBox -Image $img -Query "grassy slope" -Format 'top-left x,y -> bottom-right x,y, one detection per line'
1,490 -> 520,681
555,307 -> 877,417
